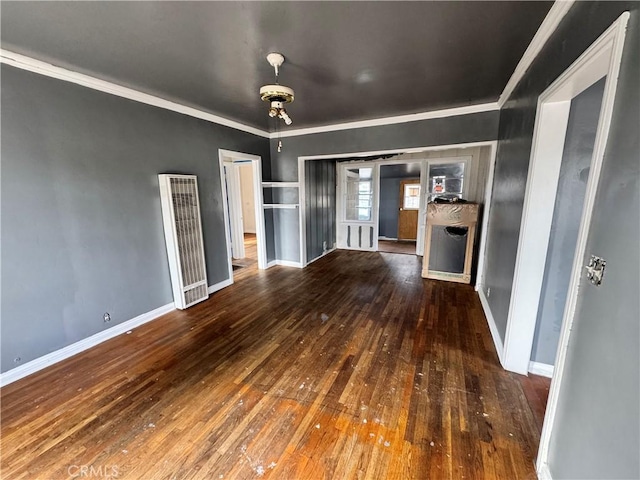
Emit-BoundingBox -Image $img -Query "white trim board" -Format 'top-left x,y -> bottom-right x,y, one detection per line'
304,247 -> 337,267
1,276 -> 235,387
474,141 -> 499,287
208,278 -> 234,295
273,260 -> 303,269
298,141 -> 497,162
537,464 -> 554,480
0,302 -> 175,387
1,49 -> 499,142
273,103 -> 499,139
478,288 -> 505,367
498,1 -> 575,107
0,49 -> 270,138
264,259 -> 304,269
528,361 -> 555,378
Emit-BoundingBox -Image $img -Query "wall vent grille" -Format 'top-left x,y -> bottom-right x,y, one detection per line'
159,174 -> 209,309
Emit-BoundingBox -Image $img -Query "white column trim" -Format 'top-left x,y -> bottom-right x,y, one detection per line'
498,1 -> 576,107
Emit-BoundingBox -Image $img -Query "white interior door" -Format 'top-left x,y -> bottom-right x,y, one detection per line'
336,163 -> 379,251
223,161 -> 245,259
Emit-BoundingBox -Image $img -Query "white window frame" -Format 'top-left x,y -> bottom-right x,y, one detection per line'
425,156 -> 471,202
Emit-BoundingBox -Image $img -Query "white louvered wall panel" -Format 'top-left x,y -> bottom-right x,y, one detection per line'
158,174 -> 209,309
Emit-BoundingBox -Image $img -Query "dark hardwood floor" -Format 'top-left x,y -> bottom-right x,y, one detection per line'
378,239 -> 417,255
1,250 -> 548,479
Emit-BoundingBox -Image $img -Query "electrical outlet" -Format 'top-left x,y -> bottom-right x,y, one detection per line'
103,312 -> 111,323
14,357 -> 21,364
487,287 -> 491,298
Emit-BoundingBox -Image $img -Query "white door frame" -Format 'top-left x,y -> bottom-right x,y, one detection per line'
218,149 -> 267,279
488,12 -> 629,477
298,140 -> 498,267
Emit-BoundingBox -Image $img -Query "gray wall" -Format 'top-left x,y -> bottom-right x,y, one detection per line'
379,177 -> 402,239
270,111 -> 499,262
549,7 -> 640,479
483,1 -> 637,341
481,2 -> 639,478
531,78 -> 605,366
1,65 -> 271,373
305,159 -> 336,263
379,175 -> 420,239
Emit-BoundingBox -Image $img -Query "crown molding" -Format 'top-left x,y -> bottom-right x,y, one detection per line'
0,49 -> 271,138
271,102 -> 500,139
498,0 -> 575,107
2,0 -> 573,141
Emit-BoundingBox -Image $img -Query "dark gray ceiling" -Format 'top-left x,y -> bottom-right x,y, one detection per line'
1,1 -> 553,131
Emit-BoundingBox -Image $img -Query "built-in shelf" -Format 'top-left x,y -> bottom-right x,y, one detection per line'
263,204 -> 299,209
262,182 -> 299,188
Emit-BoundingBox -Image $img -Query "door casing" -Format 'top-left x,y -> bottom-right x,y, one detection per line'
218,149 -> 267,280
484,12 -> 630,477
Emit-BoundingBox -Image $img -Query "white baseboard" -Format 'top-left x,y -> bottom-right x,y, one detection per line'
274,259 -> 303,268
208,277 -> 233,294
378,236 -> 398,241
1,279 -> 235,388
537,463 -> 553,480
265,259 -> 303,269
528,361 -> 555,378
305,247 -> 337,266
478,288 -> 505,366
0,301 -> 175,387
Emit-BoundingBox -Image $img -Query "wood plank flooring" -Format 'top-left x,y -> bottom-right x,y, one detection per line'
1,250 -> 545,479
377,240 -> 417,255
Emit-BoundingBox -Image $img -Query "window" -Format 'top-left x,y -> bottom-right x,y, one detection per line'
403,184 -> 421,209
345,167 -> 373,221
427,161 -> 466,202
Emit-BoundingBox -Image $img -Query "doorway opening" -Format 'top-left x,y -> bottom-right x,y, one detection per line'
233,163 -> 259,270
218,149 -> 267,281
298,141 -> 497,271
378,163 -> 421,255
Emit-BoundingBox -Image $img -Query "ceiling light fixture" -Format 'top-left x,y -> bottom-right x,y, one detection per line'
260,52 -> 295,131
